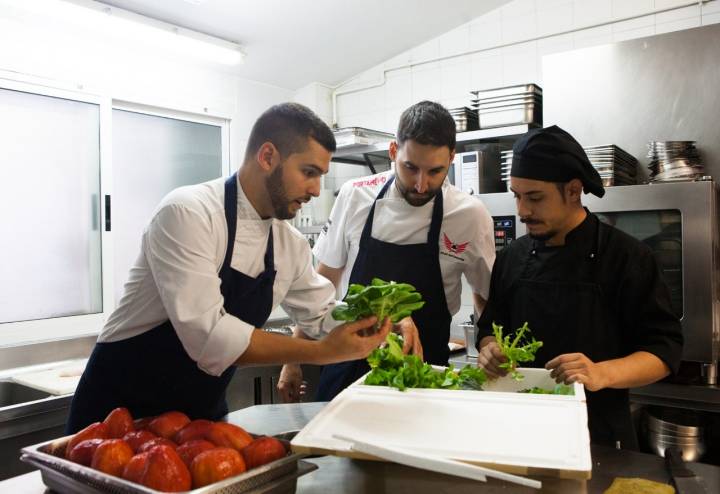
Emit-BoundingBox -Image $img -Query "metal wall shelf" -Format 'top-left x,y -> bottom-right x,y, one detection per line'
456,124 -> 532,143
331,124 -> 534,172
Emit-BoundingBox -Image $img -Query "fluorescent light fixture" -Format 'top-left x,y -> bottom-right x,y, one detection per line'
0,0 -> 245,65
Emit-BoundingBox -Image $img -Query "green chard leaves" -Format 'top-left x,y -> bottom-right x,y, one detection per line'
332,278 -> 426,324
492,321 -> 543,381
364,333 -> 487,391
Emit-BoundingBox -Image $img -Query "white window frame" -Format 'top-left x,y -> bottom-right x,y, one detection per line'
0,79 -> 231,346
111,101 -> 232,178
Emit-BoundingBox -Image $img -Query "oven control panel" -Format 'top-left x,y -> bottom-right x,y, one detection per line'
492,216 -> 516,251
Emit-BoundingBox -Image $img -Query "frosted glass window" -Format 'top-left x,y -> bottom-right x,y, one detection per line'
0,88 -> 102,323
112,110 -> 222,301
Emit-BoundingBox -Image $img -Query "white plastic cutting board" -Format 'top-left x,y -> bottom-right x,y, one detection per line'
292,368 -> 591,479
12,360 -> 86,395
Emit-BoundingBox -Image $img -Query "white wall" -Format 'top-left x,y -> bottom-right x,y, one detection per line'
334,0 -> 720,133
0,8 -> 294,168
322,0 -> 720,340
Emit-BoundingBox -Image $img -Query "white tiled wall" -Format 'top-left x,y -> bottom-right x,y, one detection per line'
309,0 -> 720,336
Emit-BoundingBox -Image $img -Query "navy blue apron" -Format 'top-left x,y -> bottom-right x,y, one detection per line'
509,218 -> 638,449
66,174 -> 276,433
316,176 -> 452,401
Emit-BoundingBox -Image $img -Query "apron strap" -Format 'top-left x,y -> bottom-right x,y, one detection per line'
223,173 -> 274,274
222,174 -> 239,272
358,176 -> 394,249
426,185 -> 444,252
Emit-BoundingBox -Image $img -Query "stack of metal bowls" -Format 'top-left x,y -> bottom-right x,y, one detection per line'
645,407 -> 705,462
449,107 -> 479,133
647,141 -> 704,182
470,84 -> 542,130
500,149 -> 513,187
584,144 -> 638,187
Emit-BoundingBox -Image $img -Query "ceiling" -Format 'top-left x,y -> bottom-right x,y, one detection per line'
99,0 -> 510,90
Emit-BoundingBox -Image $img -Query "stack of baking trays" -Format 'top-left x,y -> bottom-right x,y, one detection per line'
500,144 -> 638,187
471,84 -> 542,129
584,144 -> 638,187
647,141 -> 705,182
449,107 -> 479,132
500,149 -> 513,187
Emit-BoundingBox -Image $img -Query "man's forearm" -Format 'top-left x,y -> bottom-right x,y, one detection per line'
597,351 -> 670,389
234,330 -> 326,366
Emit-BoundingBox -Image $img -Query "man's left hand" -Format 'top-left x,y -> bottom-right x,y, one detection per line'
545,353 -> 608,392
394,317 -> 423,360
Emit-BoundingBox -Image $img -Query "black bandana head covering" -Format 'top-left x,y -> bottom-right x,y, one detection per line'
510,125 -> 605,197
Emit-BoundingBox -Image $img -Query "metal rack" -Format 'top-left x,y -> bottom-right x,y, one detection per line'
331,124 -> 533,171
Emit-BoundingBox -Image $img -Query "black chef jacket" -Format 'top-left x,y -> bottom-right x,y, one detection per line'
476,210 -> 683,449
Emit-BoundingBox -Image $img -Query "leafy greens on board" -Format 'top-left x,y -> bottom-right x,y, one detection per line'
331,278 -> 426,324
364,333 -> 487,391
519,384 -> 575,395
492,321 -> 543,381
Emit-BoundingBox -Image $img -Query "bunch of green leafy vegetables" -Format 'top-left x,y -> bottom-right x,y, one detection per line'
519,384 -> 574,395
331,278 -> 425,324
492,321 -> 543,381
364,333 -> 487,391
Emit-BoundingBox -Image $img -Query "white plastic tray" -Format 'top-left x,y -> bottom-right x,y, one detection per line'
291,368 -> 590,479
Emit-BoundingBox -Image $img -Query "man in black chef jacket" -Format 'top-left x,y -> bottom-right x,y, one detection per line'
475,126 -> 683,449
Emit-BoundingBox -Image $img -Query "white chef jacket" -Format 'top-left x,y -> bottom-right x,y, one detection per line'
100,176 -> 341,377
313,171 -> 495,315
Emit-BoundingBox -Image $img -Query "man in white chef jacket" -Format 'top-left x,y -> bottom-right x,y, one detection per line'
278,101 -> 496,402
66,103 -> 393,432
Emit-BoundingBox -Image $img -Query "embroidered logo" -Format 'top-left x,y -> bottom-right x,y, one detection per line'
352,176 -> 387,187
443,233 -> 469,255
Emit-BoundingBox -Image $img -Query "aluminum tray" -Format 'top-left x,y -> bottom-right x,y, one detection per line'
20,432 -> 317,494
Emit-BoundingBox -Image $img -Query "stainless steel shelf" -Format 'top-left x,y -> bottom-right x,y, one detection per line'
456,124 -> 532,143
630,382 -> 720,413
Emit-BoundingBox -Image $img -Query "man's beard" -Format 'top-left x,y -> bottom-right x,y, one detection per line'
266,164 -> 296,220
528,231 -> 556,241
522,218 -> 556,242
396,180 -> 438,207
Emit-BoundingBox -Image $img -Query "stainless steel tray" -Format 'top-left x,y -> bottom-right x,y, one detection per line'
471,83 -> 542,100
478,104 -> 542,129
20,432 -> 317,494
333,127 -> 394,148
475,96 -> 541,111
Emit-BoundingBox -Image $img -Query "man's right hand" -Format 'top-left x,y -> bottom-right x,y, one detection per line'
476,336 -> 508,379
318,316 -> 391,364
277,364 -> 306,403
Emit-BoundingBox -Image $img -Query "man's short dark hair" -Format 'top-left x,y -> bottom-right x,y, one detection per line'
396,101 -> 456,150
245,103 -> 336,161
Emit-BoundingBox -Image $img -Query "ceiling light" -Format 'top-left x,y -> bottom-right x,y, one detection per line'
0,0 -> 245,65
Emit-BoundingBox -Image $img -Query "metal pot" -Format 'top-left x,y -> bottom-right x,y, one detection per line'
647,430 -> 706,462
644,407 -> 706,462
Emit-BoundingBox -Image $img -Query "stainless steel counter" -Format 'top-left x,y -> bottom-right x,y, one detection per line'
4,402 -> 719,493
